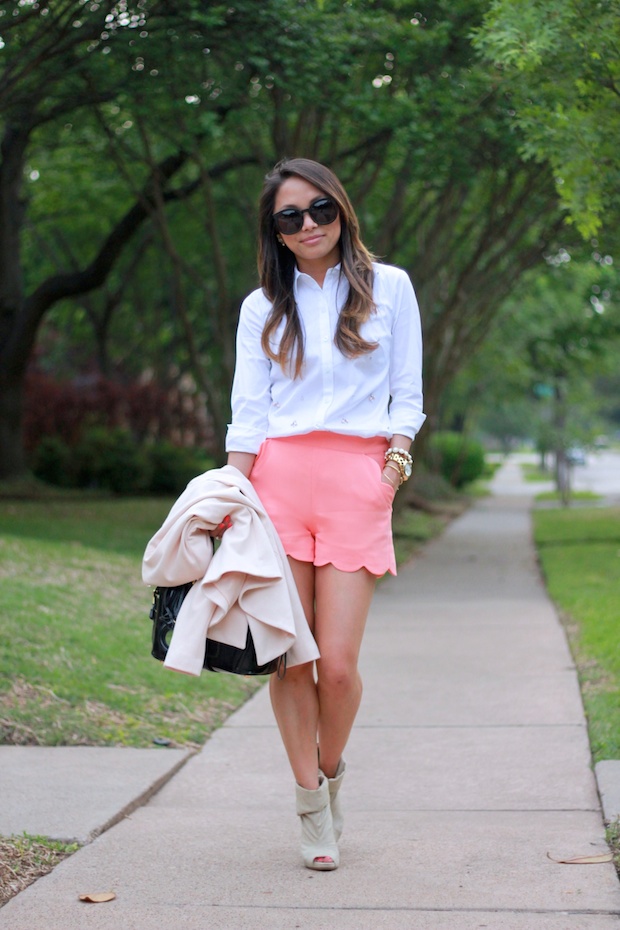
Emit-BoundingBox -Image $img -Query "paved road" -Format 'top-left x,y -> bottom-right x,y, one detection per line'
572,450 -> 620,498
492,449 -> 620,501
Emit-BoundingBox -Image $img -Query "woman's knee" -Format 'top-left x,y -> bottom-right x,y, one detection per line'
316,656 -> 360,695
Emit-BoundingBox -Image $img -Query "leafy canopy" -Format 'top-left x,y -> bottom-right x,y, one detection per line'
473,0 -> 620,241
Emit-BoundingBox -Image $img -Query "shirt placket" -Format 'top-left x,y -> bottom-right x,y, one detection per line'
315,282 -> 335,430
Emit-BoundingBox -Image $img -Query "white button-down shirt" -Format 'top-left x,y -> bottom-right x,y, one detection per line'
226,262 -> 425,453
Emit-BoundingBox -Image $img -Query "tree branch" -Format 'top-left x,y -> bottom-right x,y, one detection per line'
1,150 -> 187,379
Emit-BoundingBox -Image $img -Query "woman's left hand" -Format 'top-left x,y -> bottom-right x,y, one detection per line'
211,514 -> 232,538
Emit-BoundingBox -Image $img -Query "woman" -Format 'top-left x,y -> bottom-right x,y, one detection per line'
225,158 -> 425,870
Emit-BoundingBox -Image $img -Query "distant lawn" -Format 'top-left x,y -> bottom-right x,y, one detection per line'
533,506 -> 620,763
522,462 -> 553,482
0,494 -> 449,749
536,490 -> 601,503
393,507 -> 451,565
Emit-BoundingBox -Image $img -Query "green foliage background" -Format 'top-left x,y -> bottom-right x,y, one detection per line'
0,0 -> 618,474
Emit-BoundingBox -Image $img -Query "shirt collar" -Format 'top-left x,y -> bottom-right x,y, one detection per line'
294,262 -> 342,288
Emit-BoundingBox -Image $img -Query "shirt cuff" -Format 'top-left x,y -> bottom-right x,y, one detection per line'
389,410 -> 427,441
225,425 -> 266,454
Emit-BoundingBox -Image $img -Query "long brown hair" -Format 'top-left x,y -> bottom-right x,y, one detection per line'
258,158 -> 377,378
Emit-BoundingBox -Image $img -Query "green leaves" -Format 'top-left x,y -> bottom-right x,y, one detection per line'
474,0 -> 620,241
472,0 -> 572,70
1,0 -> 592,477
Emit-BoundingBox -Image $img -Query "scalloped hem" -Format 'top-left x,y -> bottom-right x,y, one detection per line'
312,557 -> 397,578
318,556 -> 396,578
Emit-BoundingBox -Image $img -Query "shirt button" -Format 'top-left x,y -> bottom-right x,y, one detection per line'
291,420 -> 297,427
369,395 -> 375,402
341,418 -> 348,424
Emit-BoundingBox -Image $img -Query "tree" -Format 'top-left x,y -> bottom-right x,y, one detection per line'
332,1 -> 566,436
446,247 -> 620,497
2,0 -> 569,478
0,0 -> 263,476
473,0 -> 620,242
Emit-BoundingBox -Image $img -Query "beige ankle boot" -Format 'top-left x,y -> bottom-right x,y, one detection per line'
295,775 -> 339,871
324,759 -> 346,841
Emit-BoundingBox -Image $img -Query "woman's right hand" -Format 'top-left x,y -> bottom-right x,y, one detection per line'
381,466 -> 400,492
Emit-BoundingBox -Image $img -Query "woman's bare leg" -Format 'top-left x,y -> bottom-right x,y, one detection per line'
314,565 -> 376,778
269,557 -> 320,789
270,560 -> 376,783
270,560 -> 376,867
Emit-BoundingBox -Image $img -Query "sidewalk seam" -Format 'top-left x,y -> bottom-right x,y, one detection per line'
86,749 -> 196,844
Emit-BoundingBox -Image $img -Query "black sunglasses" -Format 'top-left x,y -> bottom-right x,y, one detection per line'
272,197 -> 339,236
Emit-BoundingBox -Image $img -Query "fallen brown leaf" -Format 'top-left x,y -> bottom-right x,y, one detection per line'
547,852 -> 613,865
78,891 -> 116,903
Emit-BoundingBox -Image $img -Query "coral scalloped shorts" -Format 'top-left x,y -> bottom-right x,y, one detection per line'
250,432 -> 397,577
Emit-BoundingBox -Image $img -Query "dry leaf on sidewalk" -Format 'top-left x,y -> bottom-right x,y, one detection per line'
547,852 -> 613,865
78,892 -> 117,903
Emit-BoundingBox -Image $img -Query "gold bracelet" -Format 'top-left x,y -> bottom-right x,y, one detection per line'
384,449 -> 412,482
388,446 -> 413,464
383,461 -> 403,486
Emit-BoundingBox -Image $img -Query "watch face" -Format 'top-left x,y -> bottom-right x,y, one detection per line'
404,463 -> 412,477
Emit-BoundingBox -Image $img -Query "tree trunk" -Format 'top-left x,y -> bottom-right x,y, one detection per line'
0,378 -> 26,479
0,147 -> 189,480
553,379 -> 571,507
0,123 -> 29,479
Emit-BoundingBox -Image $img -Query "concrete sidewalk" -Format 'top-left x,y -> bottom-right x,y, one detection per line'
2,459 -> 620,928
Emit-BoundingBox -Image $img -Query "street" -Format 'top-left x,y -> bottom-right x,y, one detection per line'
571,449 -> 620,498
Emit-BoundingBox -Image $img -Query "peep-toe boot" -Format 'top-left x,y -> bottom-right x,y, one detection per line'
295,776 -> 339,871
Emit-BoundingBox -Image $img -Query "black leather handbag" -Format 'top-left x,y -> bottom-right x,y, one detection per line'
149,582 -> 286,677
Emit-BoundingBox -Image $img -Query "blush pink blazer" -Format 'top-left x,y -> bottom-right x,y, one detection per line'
142,465 -> 320,676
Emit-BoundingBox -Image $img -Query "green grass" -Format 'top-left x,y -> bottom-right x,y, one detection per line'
0,833 -> 80,906
522,462 -> 553,482
606,819 -> 620,873
533,506 -> 620,763
392,508 -> 450,565
536,490 -> 601,502
0,498 -> 261,748
0,494 -> 451,749
0,492 -> 452,745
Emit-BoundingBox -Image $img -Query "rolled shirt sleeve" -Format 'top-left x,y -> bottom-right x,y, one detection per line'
386,268 -> 426,440
226,291 -> 273,453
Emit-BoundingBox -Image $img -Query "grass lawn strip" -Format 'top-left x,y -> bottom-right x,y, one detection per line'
0,528 -> 261,748
0,496 -> 453,748
606,819 -> 620,875
534,505 -> 620,876
532,505 -> 620,765
536,490 -> 602,502
521,462 -> 553,482
0,834 -> 80,907
392,507 -> 453,565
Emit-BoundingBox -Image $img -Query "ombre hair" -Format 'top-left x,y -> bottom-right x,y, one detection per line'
258,158 -> 377,378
